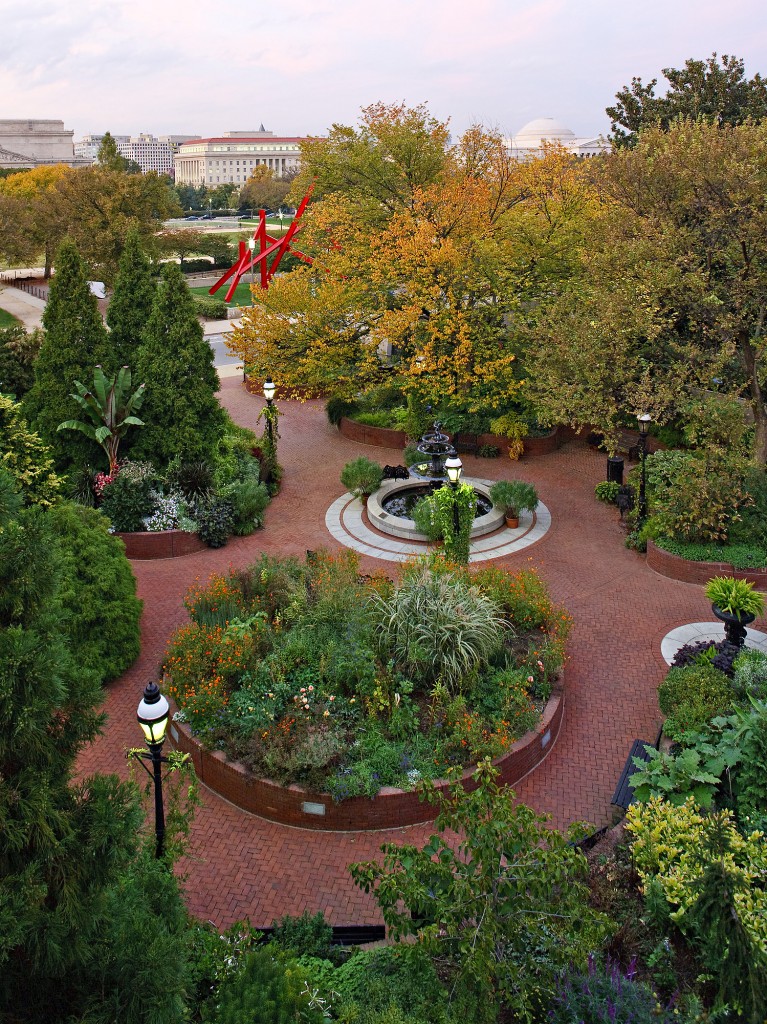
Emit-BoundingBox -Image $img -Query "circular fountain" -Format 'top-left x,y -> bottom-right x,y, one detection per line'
410,420 -> 456,480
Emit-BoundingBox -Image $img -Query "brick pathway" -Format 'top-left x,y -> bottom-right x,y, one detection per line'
77,380 -> 761,929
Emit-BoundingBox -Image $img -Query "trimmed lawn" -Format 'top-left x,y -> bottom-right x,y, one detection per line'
0,308 -> 22,329
190,281 -> 254,308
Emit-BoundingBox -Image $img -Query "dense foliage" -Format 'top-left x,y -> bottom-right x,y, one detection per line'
163,551 -> 570,798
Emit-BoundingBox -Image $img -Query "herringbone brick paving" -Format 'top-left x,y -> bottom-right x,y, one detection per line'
77,379 -> 763,929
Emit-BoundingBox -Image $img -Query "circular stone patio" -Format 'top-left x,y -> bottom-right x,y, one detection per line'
325,486 -> 552,563
661,622 -> 767,664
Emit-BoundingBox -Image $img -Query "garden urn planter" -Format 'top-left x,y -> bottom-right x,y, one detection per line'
711,605 -> 756,648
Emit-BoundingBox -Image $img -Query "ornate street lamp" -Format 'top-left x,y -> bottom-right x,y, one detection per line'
263,377 -> 276,450
247,236 -> 256,286
445,455 -> 463,537
263,378 -> 276,405
637,413 -> 652,525
136,681 -> 170,858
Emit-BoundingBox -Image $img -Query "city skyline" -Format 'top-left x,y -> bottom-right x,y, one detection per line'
2,0 -> 766,141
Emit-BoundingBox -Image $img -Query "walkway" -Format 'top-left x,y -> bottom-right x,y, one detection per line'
0,284 -> 45,330
77,380 -> 765,929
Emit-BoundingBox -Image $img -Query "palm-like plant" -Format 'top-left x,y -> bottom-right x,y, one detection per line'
58,365 -> 146,474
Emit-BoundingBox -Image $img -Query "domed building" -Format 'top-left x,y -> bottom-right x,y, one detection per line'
506,117 -> 608,160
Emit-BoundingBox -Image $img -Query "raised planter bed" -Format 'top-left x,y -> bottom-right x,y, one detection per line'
166,682 -> 564,831
116,529 -> 207,560
647,539 -> 767,590
338,418 -> 561,456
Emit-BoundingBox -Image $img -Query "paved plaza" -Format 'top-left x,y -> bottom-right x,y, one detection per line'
76,378 -> 767,930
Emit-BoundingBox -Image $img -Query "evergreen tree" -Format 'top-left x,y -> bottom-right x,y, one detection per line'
132,262 -> 225,468
106,227 -> 156,372
23,237 -> 111,469
0,470 -> 190,1021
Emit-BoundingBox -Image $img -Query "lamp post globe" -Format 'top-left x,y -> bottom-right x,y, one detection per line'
445,455 -> 463,488
137,681 -> 169,858
263,377 -> 276,405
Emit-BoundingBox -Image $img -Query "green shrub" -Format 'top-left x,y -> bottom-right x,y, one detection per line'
45,501 -> 142,684
165,458 -> 215,500
191,294 -> 228,319
221,477 -> 269,534
208,947 -> 325,1024
99,472 -> 156,532
340,456 -> 383,498
195,497 -> 234,547
0,394 -> 63,506
733,648 -> 767,700
0,324 -> 42,398
354,410 -> 398,428
476,444 -> 500,458
333,946 -> 450,1024
270,910 -> 333,960
325,395 -> 360,427
657,664 -> 734,742
595,480 -> 620,503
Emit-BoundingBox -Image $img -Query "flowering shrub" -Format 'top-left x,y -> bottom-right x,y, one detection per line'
161,552 -> 570,797
143,490 -> 195,532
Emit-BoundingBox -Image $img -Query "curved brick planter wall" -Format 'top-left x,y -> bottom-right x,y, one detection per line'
647,540 -> 767,590
116,530 -> 207,560
166,683 -> 564,831
338,418 -> 561,457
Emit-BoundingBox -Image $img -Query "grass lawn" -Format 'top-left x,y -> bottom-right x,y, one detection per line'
190,281 -> 254,308
0,308 -> 22,329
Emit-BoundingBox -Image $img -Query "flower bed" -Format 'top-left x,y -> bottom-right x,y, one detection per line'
161,551 -> 571,825
338,417 -> 561,456
647,540 -> 767,590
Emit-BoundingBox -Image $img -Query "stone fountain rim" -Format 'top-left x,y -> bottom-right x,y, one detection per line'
367,477 -> 506,541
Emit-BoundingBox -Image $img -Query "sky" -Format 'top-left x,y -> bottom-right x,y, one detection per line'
1,0 -> 766,142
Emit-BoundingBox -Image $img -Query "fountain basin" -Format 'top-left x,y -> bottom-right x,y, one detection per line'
367,478 -> 506,541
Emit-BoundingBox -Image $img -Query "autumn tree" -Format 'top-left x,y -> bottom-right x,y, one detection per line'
97,130 -> 141,174
0,164 -> 71,276
528,119 -> 767,463
24,238 -> 111,468
607,52 -> 767,148
239,165 -> 295,213
231,111 -> 592,423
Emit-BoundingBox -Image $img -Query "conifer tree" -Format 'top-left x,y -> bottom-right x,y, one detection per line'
106,227 -> 156,372
132,262 -> 225,467
0,472 -> 190,1021
23,237 -> 111,469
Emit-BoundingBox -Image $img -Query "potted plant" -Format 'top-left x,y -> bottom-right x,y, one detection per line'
340,456 -> 384,504
704,575 -> 765,649
489,479 -> 538,528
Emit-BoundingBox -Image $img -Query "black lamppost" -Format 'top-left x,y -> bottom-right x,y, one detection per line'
445,455 -> 463,537
637,413 -> 651,525
263,377 -> 276,447
136,681 -> 170,859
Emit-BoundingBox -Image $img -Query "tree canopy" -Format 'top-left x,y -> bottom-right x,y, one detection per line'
607,53 -> 767,148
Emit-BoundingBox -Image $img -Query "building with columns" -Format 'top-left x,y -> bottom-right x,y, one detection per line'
174,128 -> 306,186
0,119 -> 90,170
505,118 -> 608,160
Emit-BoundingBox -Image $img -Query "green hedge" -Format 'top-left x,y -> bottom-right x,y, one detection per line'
655,536 -> 767,570
192,295 -> 228,319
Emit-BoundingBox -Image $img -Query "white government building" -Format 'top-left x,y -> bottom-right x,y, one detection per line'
173,128 -> 305,186
0,119 -> 90,170
75,133 -> 201,175
506,117 -> 608,159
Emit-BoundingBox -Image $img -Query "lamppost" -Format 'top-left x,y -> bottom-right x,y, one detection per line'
247,236 -> 256,286
637,413 -> 652,525
445,454 -> 463,538
263,377 -> 276,449
136,681 -> 170,859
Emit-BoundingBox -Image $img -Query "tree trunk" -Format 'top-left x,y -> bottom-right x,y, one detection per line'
739,331 -> 767,467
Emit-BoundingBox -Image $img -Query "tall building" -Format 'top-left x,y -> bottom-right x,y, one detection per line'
0,119 -> 90,170
74,132 -> 201,175
174,128 -> 305,186
505,118 -> 608,160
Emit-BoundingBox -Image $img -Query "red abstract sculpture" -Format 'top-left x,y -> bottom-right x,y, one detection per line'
209,186 -> 315,303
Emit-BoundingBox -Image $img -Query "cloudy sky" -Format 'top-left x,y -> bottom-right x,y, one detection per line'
2,0 -> 765,142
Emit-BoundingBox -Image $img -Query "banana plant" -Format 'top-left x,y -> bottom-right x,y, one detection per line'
58,365 -> 146,474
